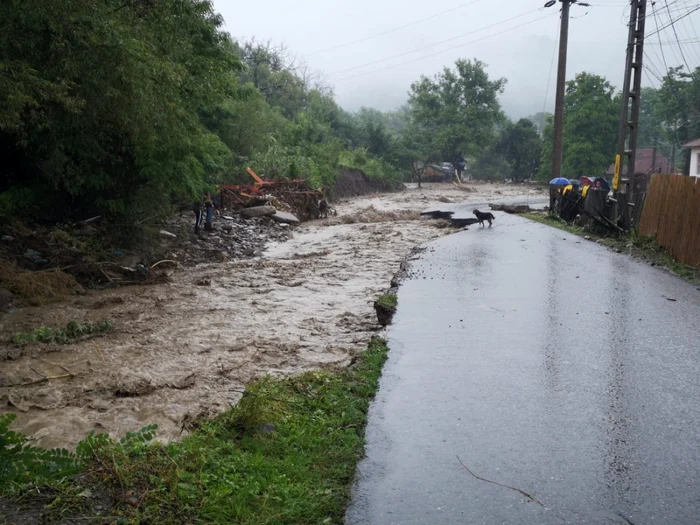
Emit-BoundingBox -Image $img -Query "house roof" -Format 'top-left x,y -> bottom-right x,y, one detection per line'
682,138 -> 700,148
605,148 -> 677,175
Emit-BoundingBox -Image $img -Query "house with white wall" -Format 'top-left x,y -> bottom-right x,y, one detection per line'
683,139 -> 700,178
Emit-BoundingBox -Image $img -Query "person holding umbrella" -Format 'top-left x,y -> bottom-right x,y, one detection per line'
548,177 -> 570,215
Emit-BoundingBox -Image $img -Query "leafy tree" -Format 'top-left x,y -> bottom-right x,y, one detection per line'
656,66 -> 700,174
407,59 -> 506,162
470,149 -> 511,181
637,87 -> 665,149
0,0 -> 240,223
495,119 -> 542,181
537,72 -> 619,181
525,112 -> 550,136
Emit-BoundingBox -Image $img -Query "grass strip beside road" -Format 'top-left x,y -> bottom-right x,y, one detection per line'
1,338 -> 390,524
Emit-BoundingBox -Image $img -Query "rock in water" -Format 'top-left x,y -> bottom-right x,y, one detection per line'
241,206 -> 276,218
270,211 -> 300,224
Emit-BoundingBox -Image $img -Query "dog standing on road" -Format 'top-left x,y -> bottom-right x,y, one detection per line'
473,209 -> 495,227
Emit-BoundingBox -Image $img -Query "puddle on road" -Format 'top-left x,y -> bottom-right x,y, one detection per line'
0,184 -> 545,449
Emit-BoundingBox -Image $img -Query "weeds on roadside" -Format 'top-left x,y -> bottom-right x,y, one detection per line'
11,319 -> 113,345
523,213 -> 700,284
375,293 -> 398,311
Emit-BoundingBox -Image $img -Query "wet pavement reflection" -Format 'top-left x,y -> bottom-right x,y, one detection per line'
347,213 -> 700,525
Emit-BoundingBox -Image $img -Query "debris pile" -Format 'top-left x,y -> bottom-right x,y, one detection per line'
219,170 -> 324,221
419,210 -> 479,228
167,212 -> 293,266
489,203 -> 535,214
0,171 -> 321,306
0,221 -> 167,307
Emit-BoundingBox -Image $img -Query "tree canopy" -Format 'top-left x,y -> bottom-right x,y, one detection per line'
1,0 -> 696,225
537,72 -> 619,181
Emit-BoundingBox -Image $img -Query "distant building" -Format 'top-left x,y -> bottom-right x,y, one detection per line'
682,138 -> 700,178
605,148 -> 680,177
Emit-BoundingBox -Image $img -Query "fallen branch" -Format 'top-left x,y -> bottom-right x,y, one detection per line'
39,359 -> 75,376
137,213 -> 159,225
92,340 -> 105,360
16,373 -> 73,388
456,455 -> 543,506
150,260 -> 177,269
37,265 -> 75,273
99,268 -> 115,283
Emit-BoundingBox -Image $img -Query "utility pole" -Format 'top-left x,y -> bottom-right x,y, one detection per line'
550,0 -> 572,181
670,141 -> 676,174
651,139 -> 657,173
613,0 -> 648,203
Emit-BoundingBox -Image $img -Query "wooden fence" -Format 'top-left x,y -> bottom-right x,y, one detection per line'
638,174 -> 700,266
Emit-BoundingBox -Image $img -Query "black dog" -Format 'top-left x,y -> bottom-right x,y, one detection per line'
473,209 -> 495,227
319,199 -> 331,218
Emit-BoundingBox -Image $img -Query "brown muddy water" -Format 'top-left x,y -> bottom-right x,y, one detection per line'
0,183 -> 545,449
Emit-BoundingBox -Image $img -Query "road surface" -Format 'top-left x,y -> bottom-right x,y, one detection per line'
346,213 -> 700,525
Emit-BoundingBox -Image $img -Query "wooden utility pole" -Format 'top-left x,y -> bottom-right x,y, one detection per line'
550,0 -> 572,181
613,0 -> 648,202
670,142 -> 676,174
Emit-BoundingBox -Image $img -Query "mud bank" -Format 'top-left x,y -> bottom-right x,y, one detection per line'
328,168 -> 402,200
0,183 -> 545,449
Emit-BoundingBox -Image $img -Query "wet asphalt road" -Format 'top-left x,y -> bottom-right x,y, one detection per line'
422,197 -> 548,219
346,213 -> 700,525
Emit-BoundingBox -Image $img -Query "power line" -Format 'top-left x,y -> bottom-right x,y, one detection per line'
305,0 -> 486,57
685,1 -> 700,45
643,4 -> 700,41
643,51 -> 667,81
334,11 -> 558,81
664,0 -> 692,71
652,1 -> 672,76
646,37 -> 700,44
539,15 -> 561,136
643,50 -> 700,125
643,62 -> 662,90
675,1 -> 700,64
327,7 -> 545,77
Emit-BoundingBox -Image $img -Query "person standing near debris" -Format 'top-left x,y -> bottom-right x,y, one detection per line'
193,198 -> 203,234
454,153 -> 465,183
204,192 -> 216,231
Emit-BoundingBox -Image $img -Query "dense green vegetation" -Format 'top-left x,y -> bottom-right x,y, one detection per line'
535,69 -> 700,181
1,0 -> 697,226
0,0 -> 517,228
0,338 -> 390,524
0,1 -> 400,226
11,319 -> 113,345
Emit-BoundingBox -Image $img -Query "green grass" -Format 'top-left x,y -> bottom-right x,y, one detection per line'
522,212 -> 587,236
523,213 -> 700,285
11,319 -> 113,345
1,338 -> 390,524
375,293 -> 397,311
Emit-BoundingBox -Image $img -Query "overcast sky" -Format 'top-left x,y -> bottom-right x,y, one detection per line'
213,0 -> 700,119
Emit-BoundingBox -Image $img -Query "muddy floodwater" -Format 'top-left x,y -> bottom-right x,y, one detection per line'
0,182 -> 545,449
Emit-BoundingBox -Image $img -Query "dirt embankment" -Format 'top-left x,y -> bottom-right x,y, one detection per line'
0,182 -> 545,450
327,169 -> 402,201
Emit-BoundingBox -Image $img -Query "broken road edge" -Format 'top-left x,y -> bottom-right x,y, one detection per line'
373,245 -> 426,327
0,337 -> 391,524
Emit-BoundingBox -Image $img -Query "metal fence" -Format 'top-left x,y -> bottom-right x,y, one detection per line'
638,174 -> 700,266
